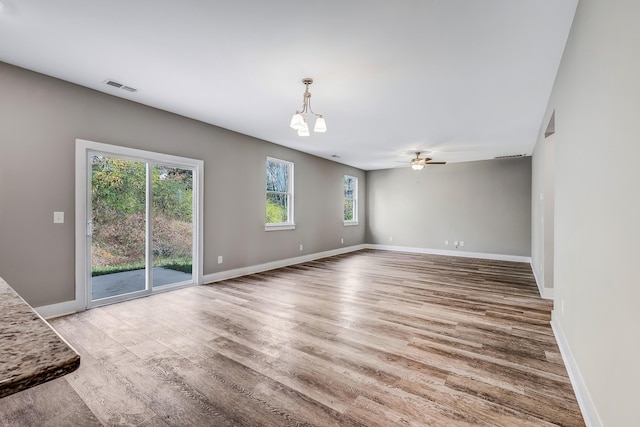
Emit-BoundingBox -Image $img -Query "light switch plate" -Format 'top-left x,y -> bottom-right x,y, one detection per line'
53,211 -> 64,224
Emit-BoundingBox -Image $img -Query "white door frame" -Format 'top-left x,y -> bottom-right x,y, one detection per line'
75,139 -> 204,311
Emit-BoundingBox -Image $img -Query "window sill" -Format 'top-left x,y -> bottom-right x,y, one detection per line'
265,224 -> 296,231
343,221 -> 359,227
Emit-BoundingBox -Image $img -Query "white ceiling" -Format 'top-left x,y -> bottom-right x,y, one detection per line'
0,0 -> 577,170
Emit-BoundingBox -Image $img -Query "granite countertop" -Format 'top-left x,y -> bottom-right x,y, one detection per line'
0,276 -> 80,398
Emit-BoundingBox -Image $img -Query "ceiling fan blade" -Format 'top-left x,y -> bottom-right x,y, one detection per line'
426,161 -> 446,165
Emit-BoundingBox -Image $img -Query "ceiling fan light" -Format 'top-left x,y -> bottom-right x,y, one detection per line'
411,157 -> 425,171
298,122 -> 310,136
290,112 -> 304,130
314,115 -> 327,132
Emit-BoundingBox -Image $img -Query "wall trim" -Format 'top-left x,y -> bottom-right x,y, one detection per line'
366,244 -> 532,263
530,262 -> 554,300
203,244 -> 367,284
551,312 -> 602,427
531,264 -> 544,296
35,299 -> 81,320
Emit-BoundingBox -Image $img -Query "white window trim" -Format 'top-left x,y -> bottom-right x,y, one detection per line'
265,224 -> 296,231
344,175 -> 359,226
265,157 -> 295,231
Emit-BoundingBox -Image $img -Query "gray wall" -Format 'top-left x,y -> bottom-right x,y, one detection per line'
0,62 -> 365,307
366,158 -> 532,256
534,0 -> 640,424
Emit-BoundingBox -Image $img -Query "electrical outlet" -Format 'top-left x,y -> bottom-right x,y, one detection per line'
217,256 -> 223,264
53,211 -> 64,224
341,238 -> 344,244
454,241 -> 458,247
299,244 -> 303,251
389,236 -> 393,242
445,240 -> 448,245
459,241 -> 464,247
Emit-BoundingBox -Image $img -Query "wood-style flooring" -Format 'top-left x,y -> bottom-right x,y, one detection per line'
0,250 -> 585,426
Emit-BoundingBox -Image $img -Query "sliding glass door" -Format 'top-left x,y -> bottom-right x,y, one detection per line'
77,140 -> 202,308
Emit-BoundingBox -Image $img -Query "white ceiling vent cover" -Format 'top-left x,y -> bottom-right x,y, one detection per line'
104,79 -> 137,92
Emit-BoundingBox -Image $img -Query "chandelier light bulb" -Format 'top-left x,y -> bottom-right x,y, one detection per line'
290,112 -> 304,130
298,121 -> 310,136
314,116 -> 327,133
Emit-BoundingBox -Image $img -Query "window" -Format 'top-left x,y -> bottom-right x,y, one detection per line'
344,175 -> 358,225
266,157 -> 294,230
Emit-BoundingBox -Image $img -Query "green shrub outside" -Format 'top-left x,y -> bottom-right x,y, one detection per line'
91,157 -> 193,276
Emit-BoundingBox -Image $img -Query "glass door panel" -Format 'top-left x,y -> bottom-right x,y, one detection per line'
90,155 -> 148,301
151,164 -> 193,287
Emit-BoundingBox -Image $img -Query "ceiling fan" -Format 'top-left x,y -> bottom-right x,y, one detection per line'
410,152 -> 446,171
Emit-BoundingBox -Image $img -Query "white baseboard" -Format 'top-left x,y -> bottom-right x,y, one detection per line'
35,299 -> 81,320
530,262 -> 554,300
202,244 -> 367,284
551,312 -> 602,427
366,244 -> 532,264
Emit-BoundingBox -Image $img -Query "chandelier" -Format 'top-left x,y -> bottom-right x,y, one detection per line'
289,78 -> 327,136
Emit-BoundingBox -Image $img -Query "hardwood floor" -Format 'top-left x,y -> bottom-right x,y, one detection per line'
1,250 -> 585,426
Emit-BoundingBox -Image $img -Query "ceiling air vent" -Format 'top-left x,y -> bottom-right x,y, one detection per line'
104,79 -> 138,93
494,154 -> 527,159
105,80 -> 123,88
